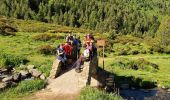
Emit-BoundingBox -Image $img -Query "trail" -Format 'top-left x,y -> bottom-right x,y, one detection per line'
29,61 -> 98,100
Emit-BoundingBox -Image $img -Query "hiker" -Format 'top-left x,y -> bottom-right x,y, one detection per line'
77,36 -> 82,56
66,33 -> 73,43
56,44 -> 66,64
75,47 -> 90,73
63,42 -> 73,65
83,34 -> 94,47
88,42 -> 97,58
63,42 -> 72,58
72,34 -> 79,61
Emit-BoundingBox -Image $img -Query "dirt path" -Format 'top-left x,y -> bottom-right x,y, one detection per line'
28,62 -> 92,100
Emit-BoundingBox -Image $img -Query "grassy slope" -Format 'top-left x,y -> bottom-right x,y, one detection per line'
0,18 -> 114,99
100,54 -> 170,87
1,17 -> 170,99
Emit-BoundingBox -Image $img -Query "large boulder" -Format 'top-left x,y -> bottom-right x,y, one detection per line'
29,69 -> 42,78
40,74 -> 46,80
2,76 -> 13,82
20,70 -> 30,79
0,82 -> 8,91
13,73 -> 21,82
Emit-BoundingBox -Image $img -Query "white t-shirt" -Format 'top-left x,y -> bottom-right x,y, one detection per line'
83,49 -> 90,58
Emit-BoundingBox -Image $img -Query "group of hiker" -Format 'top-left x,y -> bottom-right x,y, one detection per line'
56,33 -> 97,70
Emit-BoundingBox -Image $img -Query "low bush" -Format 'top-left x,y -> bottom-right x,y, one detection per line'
78,86 -> 121,100
117,49 -> 129,55
164,46 -> 170,54
0,53 -> 28,69
113,35 -> 142,45
38,45 -> 56,55
33,33 -> 64,41
0,17 -> 17,36
111,58 -> 159,72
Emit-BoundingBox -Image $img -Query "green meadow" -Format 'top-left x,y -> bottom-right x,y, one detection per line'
0,17 -> 170,99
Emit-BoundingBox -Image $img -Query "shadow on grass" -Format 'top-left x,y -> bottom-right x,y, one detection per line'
91,66 -> 157,89
91,66 -> 158,99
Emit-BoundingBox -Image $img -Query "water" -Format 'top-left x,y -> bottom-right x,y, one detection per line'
120,88 -> 170,100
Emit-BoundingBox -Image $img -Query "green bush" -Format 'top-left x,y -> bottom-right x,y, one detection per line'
0,53 -> 28,69
117,49 -> 129,55
78,86 -> 121,100
111,58 -> 159,72
164,46 -> 170,54
33,33 -> 64,41
38,45 -> 56,55
113,35 -> 141,45
0,17 -> 17,36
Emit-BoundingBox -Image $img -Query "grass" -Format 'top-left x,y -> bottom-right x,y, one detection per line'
1,16 -> 170,99
0,17 -> 103,99
0,79 -> 46,100
100,54 -> 170,88
78,86 -> 122,100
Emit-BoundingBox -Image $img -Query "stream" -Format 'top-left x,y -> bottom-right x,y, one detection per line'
120,88 -> 170,100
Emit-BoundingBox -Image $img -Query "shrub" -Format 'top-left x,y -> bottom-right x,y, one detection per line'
117,49 -> 129,55
113,35 -> 141,45
130,49 -> 139,55
38,45 -> 56,55
0,17 -> 17,36
111,58 -> 159,71
0,53 -> 28,69
33,33 -> 64,41
164,46 -> 170,54
78,86 -> 121,100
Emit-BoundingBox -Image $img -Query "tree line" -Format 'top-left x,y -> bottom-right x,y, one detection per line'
0,0 -> 170,37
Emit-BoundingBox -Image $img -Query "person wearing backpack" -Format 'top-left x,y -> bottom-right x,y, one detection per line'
56,44 -> 66,64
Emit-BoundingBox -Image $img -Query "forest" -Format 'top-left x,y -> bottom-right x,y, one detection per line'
0,0 -> 170,37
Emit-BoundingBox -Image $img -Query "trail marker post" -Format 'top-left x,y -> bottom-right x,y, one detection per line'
97,39 -> 106,70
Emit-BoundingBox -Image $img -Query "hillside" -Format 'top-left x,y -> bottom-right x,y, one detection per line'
1,0 -> 170,36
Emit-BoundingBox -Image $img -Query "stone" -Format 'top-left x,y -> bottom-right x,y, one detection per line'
29,69 -> 42,78
162,86 -> 166,89
0,69 -> 8,73
2,76 -> 13,82
40,74 -> 46,80
27,65 -> 35,70
49,60 -> 62,79
0,82 -> 8,91
13,73 -> 21,82
0,74 -> 8,80
167,89 -> 170,92
20,70 -> 29,79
